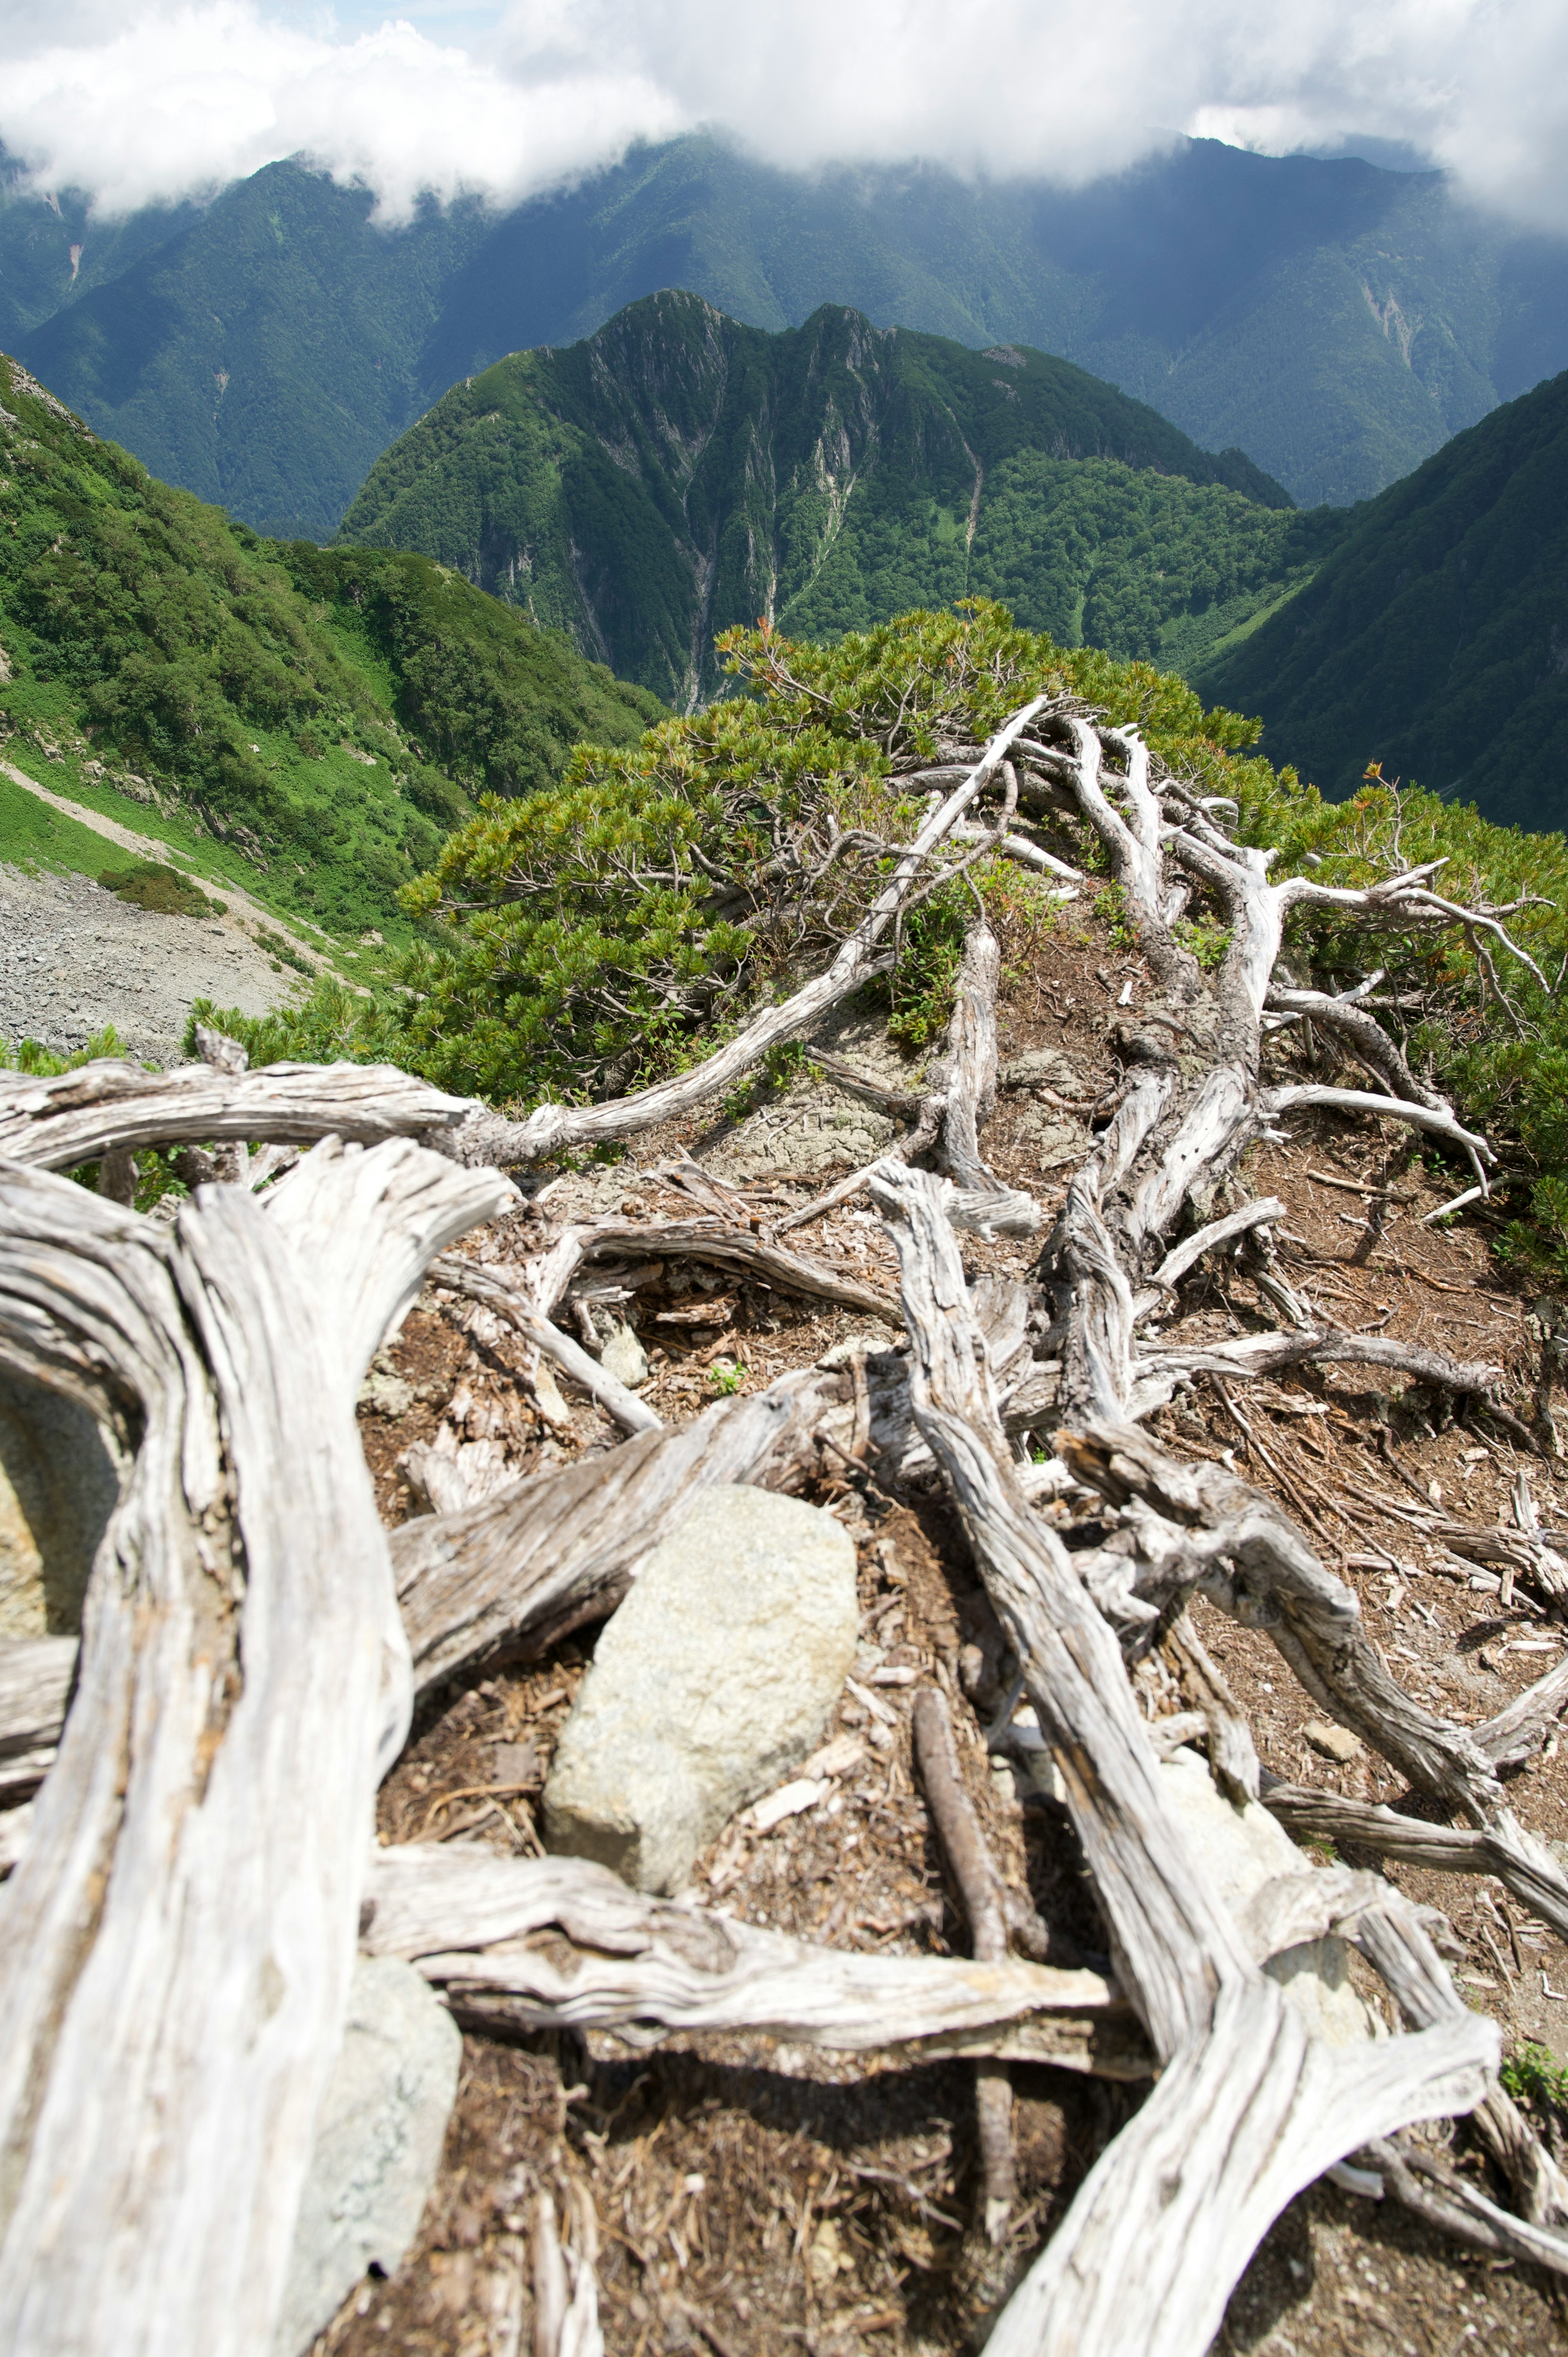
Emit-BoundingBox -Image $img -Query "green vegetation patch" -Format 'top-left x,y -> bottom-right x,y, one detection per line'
97,861 -> 223,917
0,354 -> 664,942
1197,365 -> 1568,833
191,593 -> 1568,1294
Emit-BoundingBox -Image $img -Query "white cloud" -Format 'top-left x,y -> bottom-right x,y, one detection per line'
0,0 -> 1566,233
0,3 -> 679,220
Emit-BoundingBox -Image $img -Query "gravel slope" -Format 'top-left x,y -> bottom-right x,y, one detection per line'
0,861 -> 307,1067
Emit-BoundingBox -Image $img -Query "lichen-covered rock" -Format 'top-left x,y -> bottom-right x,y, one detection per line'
274,1956 -> 460,2356
542,1485 -> 859,1893
599,1319 -> 650,1388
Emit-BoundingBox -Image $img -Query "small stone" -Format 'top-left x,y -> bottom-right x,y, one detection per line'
274,1956 -> 461,2357
542,1485 -> 858,1893
1303,1719 -> 1363,1764
599,1319 -> 650,1387
357,1368 -> 415,1419
998,1048 -> 1088,1095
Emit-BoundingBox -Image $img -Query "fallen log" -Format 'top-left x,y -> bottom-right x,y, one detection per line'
362,1844 -> 1145,2076
0,1139 -> 510,2357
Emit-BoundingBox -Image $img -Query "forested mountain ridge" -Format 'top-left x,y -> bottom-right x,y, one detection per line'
1195,365 -> 1568,832
339,290 -> 1331,708
0,353 -> 662,938
8,134 -> 1568,536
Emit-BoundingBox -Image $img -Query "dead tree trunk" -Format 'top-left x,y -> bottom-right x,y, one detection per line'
0,1139 -> 510,2357
869,1164 -> 1495,2357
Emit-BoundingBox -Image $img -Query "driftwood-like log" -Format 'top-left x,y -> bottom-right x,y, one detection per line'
0,1142 -> 511,2357
362,1845 -> 1144,2074
0,1057 -> 473,1170
869,1162 -> 1496,2357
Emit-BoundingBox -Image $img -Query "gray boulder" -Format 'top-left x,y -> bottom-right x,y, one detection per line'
0,1370 -> 121,1638
543,1485 -> 859,1893
274,1956 -> 461,2355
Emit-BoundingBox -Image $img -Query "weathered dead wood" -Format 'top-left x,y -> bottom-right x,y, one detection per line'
0,1057 -> 473,1170
934,923 -> 1039,1238
428,1254 -> 660,1436
1141,1196 -> 1285,1301
869,1162 -> 1495,2357
912,1687 -> 1039,2241
1163,1610 -> 1260,1805
530,2189 -> 603,2357
1260,1784 -> 1568,1939
527,1217 -> 901,1328
1358,2136 -> 1568,2277
1473,1646 -> 1568,1768
390,1367 -> 849,1692
1347,1892 -> 1568,2230
1138,1325 -> 1503,1403
1062,1424 -> 1504,1799
362,1845 -> 1143,2073
0,1139 -> 511,2357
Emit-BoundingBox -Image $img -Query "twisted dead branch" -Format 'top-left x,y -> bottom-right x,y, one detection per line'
0,1140 -> 511,2357
2,682 -> 1560,2353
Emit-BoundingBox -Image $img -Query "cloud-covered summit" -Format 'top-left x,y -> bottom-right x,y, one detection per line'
2,0 -> 1566,233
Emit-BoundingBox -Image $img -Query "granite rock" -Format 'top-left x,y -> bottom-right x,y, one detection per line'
543,1484 -> 859,1893
274,1956 -> 461,2356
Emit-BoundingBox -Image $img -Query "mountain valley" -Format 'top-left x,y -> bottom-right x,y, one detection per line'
7,134 -> 1568,538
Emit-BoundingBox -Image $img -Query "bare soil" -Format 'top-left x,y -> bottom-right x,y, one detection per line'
331,899 -> 1568,2357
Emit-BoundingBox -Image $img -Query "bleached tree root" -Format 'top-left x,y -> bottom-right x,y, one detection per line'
1261,1784 -> 1568,1940
869,1161 -> 1497,2357
363,1844 -> 1143,2075
984,1985 -> 1494,2357
0,1140 -> 511,2357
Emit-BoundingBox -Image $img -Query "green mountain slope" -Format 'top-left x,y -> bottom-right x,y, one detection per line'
0,354 -> 662,938
339,291 -> 1329,707
10,136 -> 1568,537
10,162 -> 492,539
1194,368 -> 1568,832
